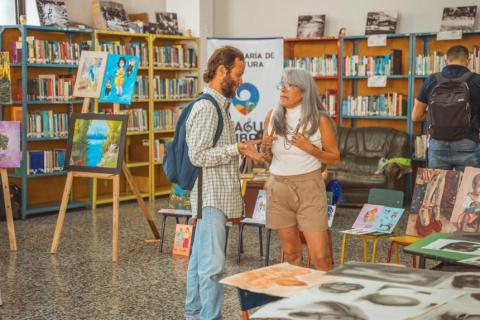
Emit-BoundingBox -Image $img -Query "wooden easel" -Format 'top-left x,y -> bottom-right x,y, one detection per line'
1,168 -> 16,251
50,98 -> 159,262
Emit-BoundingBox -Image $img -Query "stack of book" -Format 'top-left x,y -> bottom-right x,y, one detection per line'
24,75 -> 73,101
284,55 -> 338,76
27,111 -> 68,138
152,45 -> 198,68
152,76 -> 197,99
153,139 -> 166,162
134,75 -> 149,99
11,37 -> 91,64
414,134 -> 428,159
322,89 -> 337,117
27,149 -> 65,175
98,41 -> 149,67
122,108 -> 148,132
342,93 -> 407,117
153,108 -> 180,130
344,50 -> 402,76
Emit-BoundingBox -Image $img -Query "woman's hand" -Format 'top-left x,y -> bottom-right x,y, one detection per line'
261,130 -> 275,152
292,133 -> 313,153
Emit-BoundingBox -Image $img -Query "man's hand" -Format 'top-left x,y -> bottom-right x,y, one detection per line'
238,140 -> 265,162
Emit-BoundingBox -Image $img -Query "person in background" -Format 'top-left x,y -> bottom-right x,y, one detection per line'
184,46 -> 264,320
261,68 -> 340,271
412,45 -> 480,171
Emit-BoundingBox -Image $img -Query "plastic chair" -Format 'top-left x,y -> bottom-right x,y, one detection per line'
339,188 -> 404,265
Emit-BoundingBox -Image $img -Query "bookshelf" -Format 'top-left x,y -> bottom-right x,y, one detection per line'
0,25 -> 93,218
92,31 -> 200,207
284,37 -> 340,124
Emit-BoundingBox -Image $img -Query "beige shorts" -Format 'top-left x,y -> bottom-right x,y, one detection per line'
266,170 -> 328,232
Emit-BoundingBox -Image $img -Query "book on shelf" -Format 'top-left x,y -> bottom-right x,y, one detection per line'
21,74 -> 73,101
344,49 -> 402,76
153,45 -> 198,68
98,41 -> 149,67
322,89 -> 337,117
154,108 -> 180,130
11,36 -> 91,64
154,139 -> 166,161
284,55 -> 338,76
27,149 -> 65,175
134,75 -> 149,99
414,134 -> 428,159
416,47 -> 480,75
27,111 -> 68,138
120,108 -> 148,132
152,76 -> 197,99
342,93 -> 407,117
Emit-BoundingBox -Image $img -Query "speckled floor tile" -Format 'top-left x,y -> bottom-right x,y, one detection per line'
0,199 -> 416,319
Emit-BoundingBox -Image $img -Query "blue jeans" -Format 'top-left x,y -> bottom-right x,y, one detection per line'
185,207 -> 227,320
428,138 -> 480,171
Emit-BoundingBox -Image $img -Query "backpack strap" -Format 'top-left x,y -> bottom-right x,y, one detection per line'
196,93 -> 224,147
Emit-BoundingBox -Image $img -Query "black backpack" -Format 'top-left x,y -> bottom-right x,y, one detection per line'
427,71 -> 473,141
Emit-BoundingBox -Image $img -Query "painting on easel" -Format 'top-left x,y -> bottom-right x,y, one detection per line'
65,113 -> 128,174
99,54 -> 140,105
0,52 -> 12,104
0,121 -> 20,168
73,51 -> 108,98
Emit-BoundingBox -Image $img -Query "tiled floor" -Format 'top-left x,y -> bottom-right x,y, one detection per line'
0,199 -> 414,319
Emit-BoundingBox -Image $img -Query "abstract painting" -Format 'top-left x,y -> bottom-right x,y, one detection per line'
65,113 -> 127,174
0,121 -> 20,168
99,54 -> 140,105
406,168 -> 461,237
36,0 -> 69,27
0,52 -> 12,104
73,51 -> 108,98
449,166 -> 480,232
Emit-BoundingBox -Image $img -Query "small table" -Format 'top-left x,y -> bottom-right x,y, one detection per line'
404,232 -> 480,269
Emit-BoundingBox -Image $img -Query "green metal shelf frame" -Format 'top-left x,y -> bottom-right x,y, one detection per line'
0,25 -> 94,218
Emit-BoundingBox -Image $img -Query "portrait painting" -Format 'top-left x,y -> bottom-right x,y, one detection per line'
99,54 -> 140,105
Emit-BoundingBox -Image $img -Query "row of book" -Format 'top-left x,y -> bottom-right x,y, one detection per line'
11,37 -> 91,65
153,45 -> 198,68
414,134 -> 428,159
122,108 -> 148,132
24,75 -> 74,101
152,76 -> 197,99
321,90 -> 337,117
284,55 -> 338,76
26,111 -> 68,138
153,109 -> 180,131
98,41 -> 149,66
344,50 -> 402,76
154,139 -> 165,162
341,93 -> 407,117
134,76 -> 149,100
27,149 -> 65,175
415,47 -> 480,75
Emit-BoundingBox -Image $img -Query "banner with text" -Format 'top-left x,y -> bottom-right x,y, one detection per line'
207,38 -> 283,141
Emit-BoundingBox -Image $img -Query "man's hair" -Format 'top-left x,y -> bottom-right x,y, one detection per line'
203,46 -> 244,83
446,45 -> 469,61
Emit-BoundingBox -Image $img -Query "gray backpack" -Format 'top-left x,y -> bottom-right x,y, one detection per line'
427,71 -> 473,141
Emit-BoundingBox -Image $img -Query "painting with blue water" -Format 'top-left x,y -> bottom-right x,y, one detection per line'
99,54 -> 140,105
65,113 -> 128,174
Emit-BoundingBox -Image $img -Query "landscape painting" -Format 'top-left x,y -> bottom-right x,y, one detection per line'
0,52 -> 12,104
99,54 -> 140,105
73,51 -> 108,98
0,121 -> 20,168
65,113 -> 128,174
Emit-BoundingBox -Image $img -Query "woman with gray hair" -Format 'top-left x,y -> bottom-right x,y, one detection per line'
261,68 -> 340,271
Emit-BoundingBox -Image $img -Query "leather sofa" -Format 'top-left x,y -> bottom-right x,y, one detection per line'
327,126 -> 409,205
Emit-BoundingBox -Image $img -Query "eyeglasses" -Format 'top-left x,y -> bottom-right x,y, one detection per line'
276,82 -> 299,91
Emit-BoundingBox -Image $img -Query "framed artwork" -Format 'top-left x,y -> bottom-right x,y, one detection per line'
365,11 -> 398,35
172,224 -> 193,257
35,0 -> 69,27
0,52 -> 12,104
449,166 -> 480,232
0,121 -> 20,168
99,54 -> 140,105
155,12 -> 179,35
99,0 -> 129,31
65,113 -> 128,174
440,6 -> 477,32
73,51 -> 108,98
296,15 -> 326,38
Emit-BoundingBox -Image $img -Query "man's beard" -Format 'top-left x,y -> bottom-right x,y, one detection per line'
220,74 -> 238,98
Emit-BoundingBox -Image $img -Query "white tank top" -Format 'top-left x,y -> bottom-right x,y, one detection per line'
269,105 -> 322,176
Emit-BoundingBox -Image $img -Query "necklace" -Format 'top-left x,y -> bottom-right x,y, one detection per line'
283,121 -> 302,150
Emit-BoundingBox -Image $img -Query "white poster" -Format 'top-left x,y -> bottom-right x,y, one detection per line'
207,38 -> 283,142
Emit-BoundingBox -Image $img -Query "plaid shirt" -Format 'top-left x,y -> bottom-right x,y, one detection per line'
186,87 -> 243,219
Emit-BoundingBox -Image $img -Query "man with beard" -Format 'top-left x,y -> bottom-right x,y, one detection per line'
184,46 -> 264,320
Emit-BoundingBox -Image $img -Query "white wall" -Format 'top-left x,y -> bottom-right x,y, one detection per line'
214,0 -> 480,37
